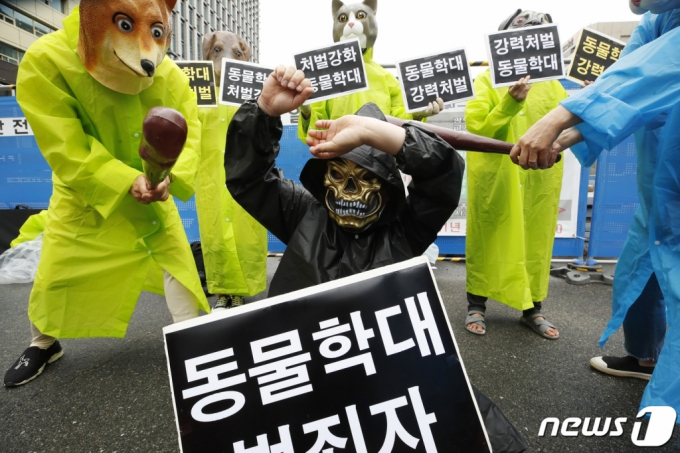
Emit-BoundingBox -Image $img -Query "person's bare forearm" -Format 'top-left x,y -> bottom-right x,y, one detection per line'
360,117 -> 407,156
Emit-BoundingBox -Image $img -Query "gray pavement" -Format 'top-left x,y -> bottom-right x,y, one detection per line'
0,259 -> 678,452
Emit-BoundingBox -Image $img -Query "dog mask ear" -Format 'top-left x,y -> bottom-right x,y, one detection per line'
238,37 -> 251,61
202,32 -> 217,59
165,0 -> 178,12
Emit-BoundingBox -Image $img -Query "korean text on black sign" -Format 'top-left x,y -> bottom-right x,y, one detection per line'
178,61 -> 217,107
486,24 -> 564,87
294,39 -> 368,104
567,28 -> 625,83
220,60 -> 273,106
397,49 -> 475,113
164,258 -> 490,453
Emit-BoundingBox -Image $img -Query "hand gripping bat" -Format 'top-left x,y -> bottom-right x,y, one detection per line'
385,116 -> 562,163
138,107 -> 188,188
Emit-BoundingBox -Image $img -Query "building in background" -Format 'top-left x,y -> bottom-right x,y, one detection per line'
169,0 -> 260,63
562,21 -> 639,59
0,0 -> 77,85
0,0 -> 260,85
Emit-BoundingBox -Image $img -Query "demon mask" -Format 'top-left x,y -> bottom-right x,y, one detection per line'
324,158 -> 385,232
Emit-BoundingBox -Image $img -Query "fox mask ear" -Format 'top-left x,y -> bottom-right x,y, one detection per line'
165,0 -> 178,12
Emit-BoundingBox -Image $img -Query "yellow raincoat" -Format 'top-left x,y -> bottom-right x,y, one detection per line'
17,8 -> 209,338
10,210 -> 47,248
298,48 -> 414,141
196,95 -> 267,296
464,70 -> 566,310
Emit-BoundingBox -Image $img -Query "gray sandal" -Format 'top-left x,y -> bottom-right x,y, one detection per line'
520,312 -> 559,340
465,310 -> 486,336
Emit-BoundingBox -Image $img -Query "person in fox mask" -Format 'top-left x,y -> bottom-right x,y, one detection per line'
3,0 -> 210,388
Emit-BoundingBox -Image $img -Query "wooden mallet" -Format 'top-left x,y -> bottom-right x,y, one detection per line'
385,116 -> 562,163
138,107 -> 188,188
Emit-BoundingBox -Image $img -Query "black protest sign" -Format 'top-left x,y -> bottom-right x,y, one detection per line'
178,61 -> 217,107
396,49 -> 475,113
567,28 -> 625,83
294,39 -> 369,104
486,24 -> 564,87
164,257 -> 490,453
219,59 -> 274,106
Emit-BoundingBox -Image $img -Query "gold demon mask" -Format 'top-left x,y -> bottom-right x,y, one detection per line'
324,158 -> 385,232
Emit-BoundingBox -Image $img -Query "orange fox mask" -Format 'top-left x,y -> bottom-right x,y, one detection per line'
77,0 -> 176,95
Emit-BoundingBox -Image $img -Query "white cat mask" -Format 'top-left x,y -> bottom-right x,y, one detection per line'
332,0 -> 378,50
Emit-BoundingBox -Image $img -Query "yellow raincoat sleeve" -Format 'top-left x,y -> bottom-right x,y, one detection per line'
16,47 -> 141,221
465,71 -> 525,141
168,63 -> 202,202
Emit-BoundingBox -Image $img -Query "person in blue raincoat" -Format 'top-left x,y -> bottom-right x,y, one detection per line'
509,0 -> 680,422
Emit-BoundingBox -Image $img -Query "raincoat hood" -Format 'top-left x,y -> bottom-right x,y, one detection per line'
299,103 -> 406,230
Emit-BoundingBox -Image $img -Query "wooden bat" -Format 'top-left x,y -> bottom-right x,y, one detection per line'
138,107 -> 188,188
385,116 -> 561,163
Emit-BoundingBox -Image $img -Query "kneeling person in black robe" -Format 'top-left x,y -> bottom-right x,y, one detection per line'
225,66 -> 528,453
225,65 -> 464,298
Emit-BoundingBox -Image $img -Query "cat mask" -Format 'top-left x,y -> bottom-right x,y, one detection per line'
332,0 -> 378,50
77,0 -> 176,95
629,0 -> 680,13
498,9 -> 553,31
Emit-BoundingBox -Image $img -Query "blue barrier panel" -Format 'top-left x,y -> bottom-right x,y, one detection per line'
0,97 -> 52,209
588,135 -> 639,258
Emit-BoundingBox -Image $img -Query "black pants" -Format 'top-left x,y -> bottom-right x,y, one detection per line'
467,292 -> 542,318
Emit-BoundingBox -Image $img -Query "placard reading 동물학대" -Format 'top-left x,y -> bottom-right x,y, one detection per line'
219,59 -> 274,106
486,24 -> 564,88
396,49 -> 475,113
164,256 -> 491,453
294,39 -> 369,105
177,61 -> 218,108
566,28 -> 625,84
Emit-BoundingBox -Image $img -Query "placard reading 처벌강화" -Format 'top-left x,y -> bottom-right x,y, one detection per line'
566,28 -> 625,84
294,39 -> 369,105
486,24 -> 564,88
164,257 -> 491,453
177,61 -> 218,107
219,59 -> 274,106
396,49 -> 475,113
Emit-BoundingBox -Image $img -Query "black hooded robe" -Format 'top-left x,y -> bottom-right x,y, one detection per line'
225,101 -> 464,298
225,101 -> 528,453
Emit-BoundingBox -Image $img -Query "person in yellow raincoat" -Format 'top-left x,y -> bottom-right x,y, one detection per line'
463,9 -> 566,339
3,1 -> 210,388
196,32 -> 267,310
298,0 -> 443,143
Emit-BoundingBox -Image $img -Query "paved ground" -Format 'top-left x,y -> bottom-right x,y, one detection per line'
0,259 -> 678,452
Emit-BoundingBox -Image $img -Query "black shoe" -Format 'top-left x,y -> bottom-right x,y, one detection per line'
4,341 -> 64,387
590,355 -> 654,381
